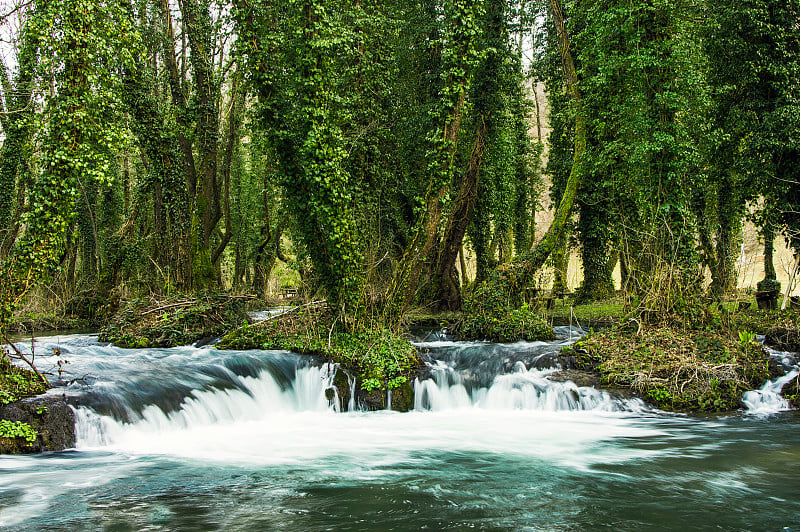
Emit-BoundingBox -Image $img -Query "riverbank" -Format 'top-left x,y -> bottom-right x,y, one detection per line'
0,352 -> 74,453
5,292 -> 799,418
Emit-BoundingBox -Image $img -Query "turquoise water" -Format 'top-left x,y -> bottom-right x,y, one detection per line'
1,331 -> 798,530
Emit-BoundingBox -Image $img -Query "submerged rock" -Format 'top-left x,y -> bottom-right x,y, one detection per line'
548,369 -> 599,388
0,395 -> 75,454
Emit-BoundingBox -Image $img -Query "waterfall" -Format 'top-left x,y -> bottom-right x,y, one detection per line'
743,368 -> 799,415
414,360 -> 643,412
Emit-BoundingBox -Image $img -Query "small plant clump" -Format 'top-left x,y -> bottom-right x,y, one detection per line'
0,353 -> 48,406
0,419 -> 37,444
458,304 -> 554,342
99,293 -> 251,348
561,325 -> 772,412
0,350 -> 47,448
460,278 -> 555,343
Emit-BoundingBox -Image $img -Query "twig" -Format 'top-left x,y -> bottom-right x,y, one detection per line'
1,332 -> 48,387
140,300 -> 196,315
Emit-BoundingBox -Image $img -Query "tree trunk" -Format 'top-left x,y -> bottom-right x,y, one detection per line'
468,0 -> 585,310
434,116 -> 488,310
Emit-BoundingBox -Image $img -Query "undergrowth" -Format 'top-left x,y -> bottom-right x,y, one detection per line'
99,292 -> 250,348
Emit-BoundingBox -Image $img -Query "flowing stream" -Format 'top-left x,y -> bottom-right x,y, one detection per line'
1,327 -> 799,530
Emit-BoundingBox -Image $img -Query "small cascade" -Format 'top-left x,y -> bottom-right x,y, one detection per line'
414,360 -> 643,412
247,307 -> 291,322
75,364 -> 339,447
743,368 -> 799,415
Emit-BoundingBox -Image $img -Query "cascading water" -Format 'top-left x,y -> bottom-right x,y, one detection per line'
743,348 -> 799,415
1,328 -> 799,530
411,326 -> 645,413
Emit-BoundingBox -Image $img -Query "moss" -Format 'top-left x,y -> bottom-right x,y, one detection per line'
99,292 -> 250,348
781,375 -> 800,408
566,326 -> 772,412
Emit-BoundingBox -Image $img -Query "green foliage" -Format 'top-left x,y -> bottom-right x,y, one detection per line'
0,355 -> 48,406
459,278 -> 555,343
0,420 -> 37,444
99,293 -> 249,348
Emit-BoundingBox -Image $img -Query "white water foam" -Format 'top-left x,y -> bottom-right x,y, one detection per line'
415,360 -> 645,412
742,368 -> 799,415
72,357 -> 658,472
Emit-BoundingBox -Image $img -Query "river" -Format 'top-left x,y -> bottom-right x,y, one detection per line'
1,327 -> 798,530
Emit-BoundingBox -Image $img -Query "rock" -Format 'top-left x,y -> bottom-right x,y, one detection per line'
548,369 -> 599,388
0,395 -> 75,454
765,327 -> 800,353
768,357 -> 784,380
780,375 -> 800,408
358,379 -> 415,412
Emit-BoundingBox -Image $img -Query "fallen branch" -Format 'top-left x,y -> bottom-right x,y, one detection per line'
1,332 -> 49,388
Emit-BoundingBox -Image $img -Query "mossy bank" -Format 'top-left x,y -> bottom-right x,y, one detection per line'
216,306 -> 422,411
1,353 -> 74,453
560,326 -> 778,412
99,293 -> 250,348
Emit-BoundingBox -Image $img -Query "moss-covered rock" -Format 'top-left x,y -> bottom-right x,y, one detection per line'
781,375 -> 800,408
561,326 -> 773,412
99,293 -> 250,348
217,306 -> 423,411
0,395 -> 75,454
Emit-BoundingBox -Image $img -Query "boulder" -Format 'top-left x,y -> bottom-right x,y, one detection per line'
781,375 -> 800,409
0,395 -> 75,454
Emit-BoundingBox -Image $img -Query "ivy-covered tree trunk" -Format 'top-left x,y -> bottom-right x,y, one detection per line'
182,0 -> 221,289
1,0 -> 115,326
235,0 -> 367,328
385,0 -> 483,320
434,0 -> 508,311
465,0 -> 585,312
0,26 -> 37,259
575,203 -> 615,302
120,56 -> 190,290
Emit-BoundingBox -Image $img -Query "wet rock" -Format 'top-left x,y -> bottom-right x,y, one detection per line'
0,395 -> 75,454
780,375 -> 800,409
765,327 -> 800,353
548,370 -> 599,388
358,380 -> 415,412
